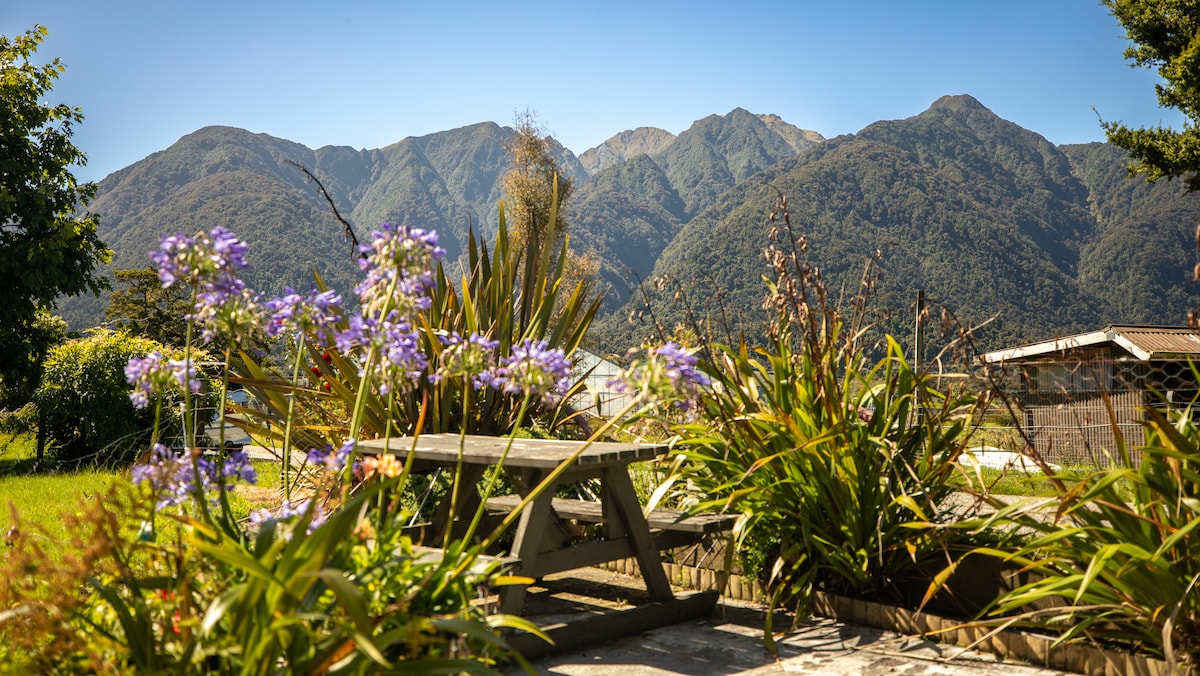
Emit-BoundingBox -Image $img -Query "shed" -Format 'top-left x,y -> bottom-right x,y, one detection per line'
980,325 -> 1200,466
569,349 -> 637,418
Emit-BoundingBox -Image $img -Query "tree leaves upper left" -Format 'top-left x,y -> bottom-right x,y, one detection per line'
0,26 -> 112,405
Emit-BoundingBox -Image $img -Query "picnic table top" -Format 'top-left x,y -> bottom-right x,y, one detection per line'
355,434 -> 669,469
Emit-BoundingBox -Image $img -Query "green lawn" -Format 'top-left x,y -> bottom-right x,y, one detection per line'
0,433 -> 126,548
0,433 -> 281,556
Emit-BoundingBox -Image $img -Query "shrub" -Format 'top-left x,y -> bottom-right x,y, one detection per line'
34,329 -> 212,464
651,196 -> 981,647
675,329 -> 977,613
963,404 -> 1200,667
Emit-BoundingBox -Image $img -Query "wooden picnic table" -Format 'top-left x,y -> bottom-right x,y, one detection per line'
356,434 -> 726,655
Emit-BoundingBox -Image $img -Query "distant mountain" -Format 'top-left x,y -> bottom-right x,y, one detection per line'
595,95 -> 1200,354
648,108 -> 821,219
1064,142 -> 1200,324
568,109 -> 824,307
60,109 -> 820,329
56,99 -> 1200,359
578,127 -> 676,174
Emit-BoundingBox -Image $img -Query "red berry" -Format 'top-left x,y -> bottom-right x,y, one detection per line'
322,382 -> 332,392
322,351 -> 332,363
311,365 -> 322,376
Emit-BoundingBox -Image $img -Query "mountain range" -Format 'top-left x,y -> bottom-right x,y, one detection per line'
60,95 -> 1200,356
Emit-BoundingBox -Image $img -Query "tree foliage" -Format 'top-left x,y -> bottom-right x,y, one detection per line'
35,330 -> 212,464
1102,0 -> 1200,189
0,26 -> 111,404
0,310 -> 68,405
502,111 -> 575,251
501,112 -> 601,321
105,267 -> 191,346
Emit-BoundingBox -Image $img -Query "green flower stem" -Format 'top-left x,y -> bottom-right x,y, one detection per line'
444,384 -> 475,549
181,284 -> 213,526
280,337 -> 308,500
340,346 -> 378,503
214,344 -> 240,531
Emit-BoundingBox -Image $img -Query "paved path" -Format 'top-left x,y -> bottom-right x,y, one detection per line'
519,606 -> 1067,675
512,570 -> 1067,676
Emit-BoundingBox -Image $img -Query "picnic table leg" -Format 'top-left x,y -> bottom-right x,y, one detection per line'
601,466 -> 675,602
431,463 -> 487,543
498,483 -> 557,616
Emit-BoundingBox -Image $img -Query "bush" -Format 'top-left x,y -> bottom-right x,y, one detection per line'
651,196 -> 981,645
965,404 -> 1200,667
35,329 -> 212,464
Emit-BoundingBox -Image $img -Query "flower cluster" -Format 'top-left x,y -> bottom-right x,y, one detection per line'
150,226 -> 249,288
265,287 -> 343,344
131,445 -> 257,510
333,224 -> 446,396
608,342 -> 710,410
307,440 -> 354,474
495,339 -> 571,405
150,226 -> 258,344
360,453 -> 403,479
355,223 -> 444,319
124,352 -> 200,409
435,332 -> 501,390
336,314 -> 428,395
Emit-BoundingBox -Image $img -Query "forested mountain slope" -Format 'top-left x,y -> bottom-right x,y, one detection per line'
593,95 -> 1200,354
58,97 -> 1200,358
61,110 -> 820,328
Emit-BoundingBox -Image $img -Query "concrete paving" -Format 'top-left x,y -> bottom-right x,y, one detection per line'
512,569 -> 1068,676
518,604 -> 1067,675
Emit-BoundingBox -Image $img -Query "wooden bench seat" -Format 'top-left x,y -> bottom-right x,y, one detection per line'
484,494 -> 737,535
410,545 -> 520,574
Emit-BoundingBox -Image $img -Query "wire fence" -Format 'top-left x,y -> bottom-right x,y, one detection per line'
982,356 -> 1199,468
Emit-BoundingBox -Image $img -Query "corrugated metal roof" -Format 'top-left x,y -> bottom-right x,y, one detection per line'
981,325 -> 1200,363
1110,326 -> 1200,359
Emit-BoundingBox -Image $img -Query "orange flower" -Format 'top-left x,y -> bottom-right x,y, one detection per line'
376,454 -> 402,478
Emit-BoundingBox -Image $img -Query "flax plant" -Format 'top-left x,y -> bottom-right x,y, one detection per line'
658,195 -> 979,647
957,402 -> 1200,667
230,187 -> 602,463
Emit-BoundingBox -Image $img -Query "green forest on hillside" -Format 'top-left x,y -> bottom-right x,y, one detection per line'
58,97 -> 1200,357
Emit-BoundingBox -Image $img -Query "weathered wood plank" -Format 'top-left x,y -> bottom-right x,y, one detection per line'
505,590 -> 720,659
356,434 -> 668,469
485,494 -> 737,534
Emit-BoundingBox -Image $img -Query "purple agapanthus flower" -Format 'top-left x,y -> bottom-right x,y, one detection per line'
131,444 -> 257,511
125,352 -> 201,409
608,342 -> 710,411
191,279 -> 262,345
150,226 -> 261,344
220,449 -> 258,483
435,331 -> 502,390
265,287 -> 343,343
307,440 -> 353,474
495,339 -> 571,405
150,226 -> 250,289
355,223 -> 445,320
335,313 -> 428,396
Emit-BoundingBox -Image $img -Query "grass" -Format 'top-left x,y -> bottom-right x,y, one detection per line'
949,465 -> 1065,497
950,463 -> 1135,500
0,433 -> 283,559
0,433 -> 125,551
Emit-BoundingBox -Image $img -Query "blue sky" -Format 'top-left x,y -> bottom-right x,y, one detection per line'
4,1 -> 1185,183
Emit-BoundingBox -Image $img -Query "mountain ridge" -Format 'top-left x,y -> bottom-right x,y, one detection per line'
59,98 -> 1200,358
